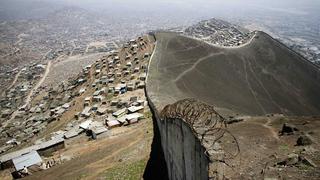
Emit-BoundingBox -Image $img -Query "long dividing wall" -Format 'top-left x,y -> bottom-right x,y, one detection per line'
144,29 -> 320,179
145,32 -> 226,180
146,97 -> 210,180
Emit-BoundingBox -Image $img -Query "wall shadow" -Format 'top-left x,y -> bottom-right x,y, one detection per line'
143,110 -> 168,180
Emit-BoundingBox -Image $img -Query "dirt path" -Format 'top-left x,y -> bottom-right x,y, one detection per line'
242,58 -> 266,114
112,41 -> 119,49
2,69 -> 23,97
250,117 -> 279,140
85,44 -> 90,53
42,49 -> 52,60
3,61 -> 52,128
14,34 -> 24,46
263,118 -> 279,140
24,60 -> 51,106
173,52 -> 224,83
247,59 -> 285,114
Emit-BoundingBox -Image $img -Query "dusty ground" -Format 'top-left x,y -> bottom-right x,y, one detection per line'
26,35 -> 154,143
0,36 -> 155,180
42,53 -> 107,88
147,31 -> 320,115
0,117 -> 153,180
224,115 -> 320,179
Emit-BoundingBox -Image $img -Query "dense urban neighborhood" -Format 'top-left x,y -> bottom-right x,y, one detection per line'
0,0 -> 320,179
0,33 -> 155,178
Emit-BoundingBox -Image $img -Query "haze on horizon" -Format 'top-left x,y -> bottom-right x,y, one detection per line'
1,0 -> 319,20
0,0 -> 319,59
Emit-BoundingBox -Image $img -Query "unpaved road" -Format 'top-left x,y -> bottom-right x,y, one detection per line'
1,69 -> 23,97
24,60 -> 52,106
3,61 -> 52,128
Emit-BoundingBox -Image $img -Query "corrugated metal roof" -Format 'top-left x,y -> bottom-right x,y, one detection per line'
126,113 -> 144,120
97,106 -> 108,114
91,126 -> 108,135
12,151 -> 42,171
38,137 -> 64,150
64,127 -> 84,139
81,107 -> 91,115
88,121 -> 103,129
117,116 -> 127,123
0,145 -> 39,163
79,120 -> 93,129
128,106 -> 144,113
0,137 -> 65,163
106,116 -> 117,121
107,120 -> 120,127
112,108 -> 127,117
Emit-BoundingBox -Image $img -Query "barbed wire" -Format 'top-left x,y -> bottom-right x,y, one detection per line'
160,98 -> 240,162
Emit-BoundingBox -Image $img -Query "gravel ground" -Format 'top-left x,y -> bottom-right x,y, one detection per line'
42,53 -> 107,88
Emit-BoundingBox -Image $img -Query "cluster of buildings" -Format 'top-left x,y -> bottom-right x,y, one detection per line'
286,42 -> 320,65
184,18 -> 254,47
0,63 -> 47,118
86,41 -> 119,54
74,36 -> 151,124
0,35 -> 154,178
0,81 -> 75,155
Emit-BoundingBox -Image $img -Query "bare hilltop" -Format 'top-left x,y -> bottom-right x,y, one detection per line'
147,31 -> 320,116
146,31 -> 320,179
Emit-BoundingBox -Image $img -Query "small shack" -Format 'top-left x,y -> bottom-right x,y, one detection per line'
112,108 -> 127,117
126,113 -> 144,124
97,106 -> 108,115
81,107 -> 91,118
128,106 -> 144,113
12,151 -> 42,171
64,127 -> 84,139
37,137 -> 65,156
106,120 -> 120,128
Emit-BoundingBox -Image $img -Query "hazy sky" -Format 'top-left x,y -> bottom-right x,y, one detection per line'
1,0 -> 319,19
0,0 -> 319,48
45,0 -> 320,20
55,0 -> 320,9
0,0 -> 319,33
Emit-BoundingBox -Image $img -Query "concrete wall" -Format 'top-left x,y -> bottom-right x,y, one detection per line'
147,99 -> 209,180
145,33 -> 212,180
